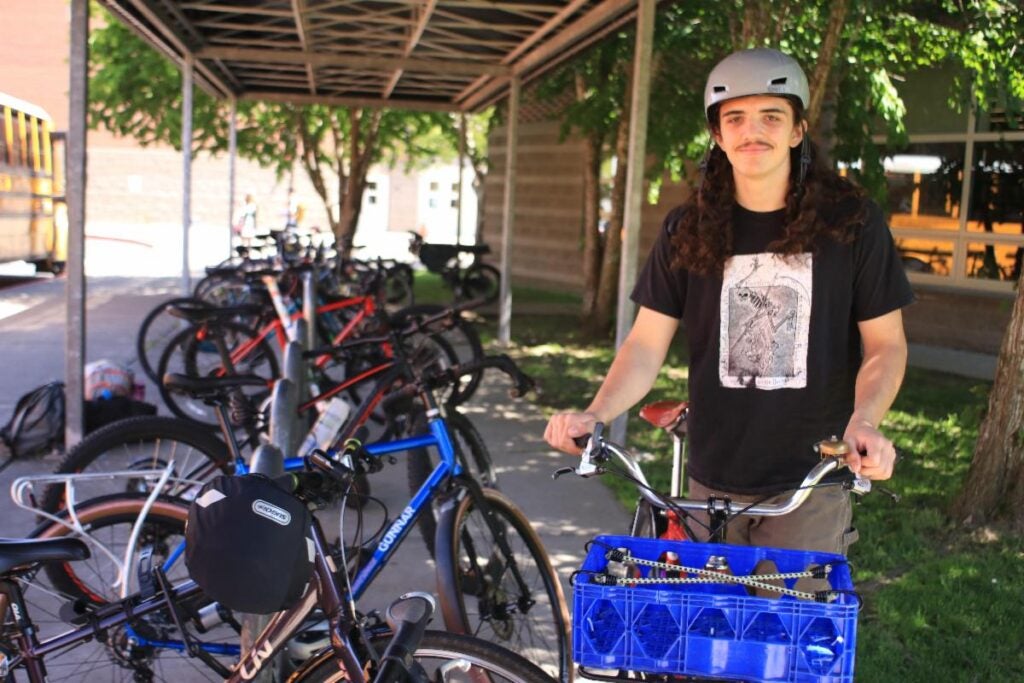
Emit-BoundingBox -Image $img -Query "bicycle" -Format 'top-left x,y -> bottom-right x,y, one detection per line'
2,467 -> 554,682
556,420 -> 876,682
408,232 -> 501,304
151,282 -> 484,426
33,353 -> 571,681
40,305 -> 494,516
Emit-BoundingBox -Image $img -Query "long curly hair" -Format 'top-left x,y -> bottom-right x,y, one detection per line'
669,98 -> 867,276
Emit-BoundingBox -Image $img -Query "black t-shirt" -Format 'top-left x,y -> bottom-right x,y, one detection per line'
631,200 -> 914,494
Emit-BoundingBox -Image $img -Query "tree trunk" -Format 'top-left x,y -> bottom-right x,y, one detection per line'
806,0 -> 849,128
578,69 -> 605,320
951,267 -> 1024,529
812,72 -> 842,168
580,131 -> 603,320
587,106 -> 630,335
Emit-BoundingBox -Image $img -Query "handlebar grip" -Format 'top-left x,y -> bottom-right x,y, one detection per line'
572,435 -> 591,449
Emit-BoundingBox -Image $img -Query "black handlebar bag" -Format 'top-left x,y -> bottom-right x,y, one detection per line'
185,474 -> 314,614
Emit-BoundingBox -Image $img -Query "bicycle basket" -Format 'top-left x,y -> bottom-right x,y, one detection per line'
573,535 -> 858,682
185,474 -> 314,614
418,243 -> 459,273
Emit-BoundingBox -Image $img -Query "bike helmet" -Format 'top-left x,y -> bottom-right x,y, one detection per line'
704,48 -> 809,121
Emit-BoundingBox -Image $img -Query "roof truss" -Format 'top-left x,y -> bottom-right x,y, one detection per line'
100,0 -> 645,111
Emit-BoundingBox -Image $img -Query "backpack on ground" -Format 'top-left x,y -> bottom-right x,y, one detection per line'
0,381 -> 66,461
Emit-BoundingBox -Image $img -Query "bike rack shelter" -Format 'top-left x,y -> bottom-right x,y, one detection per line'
65,0 -> 661,445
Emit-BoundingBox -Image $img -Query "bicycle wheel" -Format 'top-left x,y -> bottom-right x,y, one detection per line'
16,495 -> 237,680
157,321 -> 279,428
407,410 -> 498,557
461,263 -> 501,304
435,487 -> 572,683
390,304 -> 484,405
39,415 -> 232,515
136,296 -> 203,384
293,630 -> 554,683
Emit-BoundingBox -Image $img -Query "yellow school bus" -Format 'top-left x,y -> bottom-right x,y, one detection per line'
0,92 -> 66,273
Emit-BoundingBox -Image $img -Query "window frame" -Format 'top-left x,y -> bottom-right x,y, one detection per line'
875,108 -> 1024,295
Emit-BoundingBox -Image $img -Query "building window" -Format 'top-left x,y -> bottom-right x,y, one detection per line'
876,109 -> 1024,292
428,197 -> 437,209
451,199 -> 458,208
429,181 -> 439,191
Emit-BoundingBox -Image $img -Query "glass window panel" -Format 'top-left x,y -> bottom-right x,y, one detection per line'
965,242 -> 1023,282
881,142 -> 965,232
976,92 -> 1024,132
966,141 -> 1024,236
894,237 -> 955,277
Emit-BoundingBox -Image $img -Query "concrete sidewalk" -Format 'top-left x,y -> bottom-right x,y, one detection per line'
0,274 -> 628,664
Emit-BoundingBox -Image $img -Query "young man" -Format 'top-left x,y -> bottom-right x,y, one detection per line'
544,48 -> 914,555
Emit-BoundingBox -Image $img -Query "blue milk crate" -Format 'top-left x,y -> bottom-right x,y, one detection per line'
573,535 -> 858,682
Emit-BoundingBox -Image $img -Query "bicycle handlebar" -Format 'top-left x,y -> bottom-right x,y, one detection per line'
559,423 -> 871,517
379,354 -> 535,412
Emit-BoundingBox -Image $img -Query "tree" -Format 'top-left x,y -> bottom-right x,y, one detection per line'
87,8 -> 457,253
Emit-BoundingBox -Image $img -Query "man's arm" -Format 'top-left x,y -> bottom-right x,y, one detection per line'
843,308 -> 908,480
544,306 -> 679,454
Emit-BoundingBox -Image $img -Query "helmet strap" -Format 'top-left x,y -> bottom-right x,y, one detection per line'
797,136 -> 811,186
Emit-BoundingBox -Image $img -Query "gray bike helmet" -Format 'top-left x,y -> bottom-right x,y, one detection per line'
704,48 -> 809,120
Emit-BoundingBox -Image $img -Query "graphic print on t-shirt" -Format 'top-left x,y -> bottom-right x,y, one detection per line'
719,253 -> 812,390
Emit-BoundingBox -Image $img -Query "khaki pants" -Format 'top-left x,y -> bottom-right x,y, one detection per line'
685,478 -> 859,554
684,479 -> 859,596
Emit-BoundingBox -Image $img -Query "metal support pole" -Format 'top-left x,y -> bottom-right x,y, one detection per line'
456,113 -> 466,248
302,270 -> 315,352
610,0 -> 656,446
181,54 -> 194,295
64,0 -> 89,448
497,77 -> 519,347
228,97 -> 237,258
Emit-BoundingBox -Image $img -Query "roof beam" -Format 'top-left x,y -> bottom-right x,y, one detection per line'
181,3 -> 293,19
244,90 -> 455,113
197,46 -> 511,77
383,0 -> 437,98
455,0 -> 590,106
461,0 -> 640,111
291,0 -> 317,94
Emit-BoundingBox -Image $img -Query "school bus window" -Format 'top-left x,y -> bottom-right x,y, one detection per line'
29,116 -> 42,173
17,110 -> 28,166
0,107 -> 9,164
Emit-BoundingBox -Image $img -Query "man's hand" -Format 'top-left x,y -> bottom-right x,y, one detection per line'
843,418 -> 897,480
544,412 -> 598,456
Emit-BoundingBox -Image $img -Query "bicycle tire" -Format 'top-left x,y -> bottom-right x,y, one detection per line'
38,415 -> 232,515
406,410 -> 498,558
435,486 -> 572,683
157,320 -> 280,428
32,494 -> 191,604
292,629 -> 554,683
461,263 -> 501,304
389,303 -> 485,405
135,296 -> 204,384
19,495 -> 237,681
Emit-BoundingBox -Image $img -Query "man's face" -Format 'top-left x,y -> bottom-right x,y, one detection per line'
712,95 -> 805,184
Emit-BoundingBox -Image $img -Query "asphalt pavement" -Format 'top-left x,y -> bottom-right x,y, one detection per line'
0,271 -> 629,678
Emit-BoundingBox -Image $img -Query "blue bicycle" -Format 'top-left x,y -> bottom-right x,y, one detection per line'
23,351 -> 571,681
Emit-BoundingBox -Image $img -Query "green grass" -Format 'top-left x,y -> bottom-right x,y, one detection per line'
476,304 -> 1023,683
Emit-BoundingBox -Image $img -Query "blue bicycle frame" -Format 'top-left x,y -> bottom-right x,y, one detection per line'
133,411 -> 463,656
